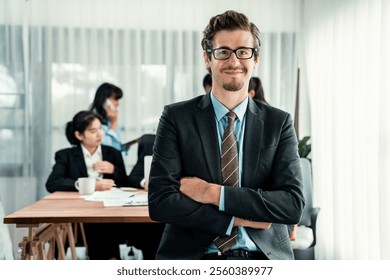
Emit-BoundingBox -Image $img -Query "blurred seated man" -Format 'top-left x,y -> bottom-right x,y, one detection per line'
127,133 -> 164,259
203,73 -> 212,94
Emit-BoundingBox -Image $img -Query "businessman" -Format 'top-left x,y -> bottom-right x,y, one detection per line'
148,10 -> 305,260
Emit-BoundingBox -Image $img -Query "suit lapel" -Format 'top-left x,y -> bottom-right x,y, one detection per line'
242,99 -> 264,187
101,145 -> 111,161
194,94 -> 222,184
73,146 -> 88,177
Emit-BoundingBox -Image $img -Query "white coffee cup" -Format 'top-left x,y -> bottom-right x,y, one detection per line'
144,155 -> 153,191
75,177 -> 96,195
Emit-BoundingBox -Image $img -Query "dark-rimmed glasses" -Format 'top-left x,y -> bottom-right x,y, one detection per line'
206,47 -> 258,60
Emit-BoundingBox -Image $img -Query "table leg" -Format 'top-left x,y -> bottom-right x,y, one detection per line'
17,223 -> 80,260
55,226 -> 66,260
65,223 -> 77,260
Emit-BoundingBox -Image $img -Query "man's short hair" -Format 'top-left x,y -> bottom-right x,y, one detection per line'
201,10 -> 261,61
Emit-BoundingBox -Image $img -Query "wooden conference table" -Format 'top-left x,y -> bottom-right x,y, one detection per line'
3,190 -> 154,260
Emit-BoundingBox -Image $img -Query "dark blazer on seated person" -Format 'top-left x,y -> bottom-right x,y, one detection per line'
46,144 -> 127,193
127,134 -> 155,188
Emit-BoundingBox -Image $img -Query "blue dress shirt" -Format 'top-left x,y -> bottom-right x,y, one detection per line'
101,120 -> 124,152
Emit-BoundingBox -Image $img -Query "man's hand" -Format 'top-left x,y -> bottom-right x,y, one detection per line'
180,177 -> 272,229
180,177 -> 221,206
234,217 -> 272,229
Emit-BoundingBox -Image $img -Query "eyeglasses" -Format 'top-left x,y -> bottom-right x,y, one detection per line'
206,47 -> 258,60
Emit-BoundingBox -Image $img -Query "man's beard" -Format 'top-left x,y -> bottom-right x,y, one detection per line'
221,66 -> 247,91
223,82 -> 244,91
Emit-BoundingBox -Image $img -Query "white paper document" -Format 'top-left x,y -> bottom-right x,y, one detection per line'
84,188 -> 148,207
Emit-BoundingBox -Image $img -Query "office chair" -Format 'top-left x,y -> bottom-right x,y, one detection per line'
291,158 -> 320,260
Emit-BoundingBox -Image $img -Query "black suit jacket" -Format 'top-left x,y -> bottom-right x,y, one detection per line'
148,93 -> 305,260
46,144 -> 127,192
127,134 -> 156,188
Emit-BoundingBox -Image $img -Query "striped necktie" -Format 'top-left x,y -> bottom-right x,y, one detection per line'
213,111 -> 239,253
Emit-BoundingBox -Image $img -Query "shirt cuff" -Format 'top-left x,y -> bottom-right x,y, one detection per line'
226,218 -> 235,235
219,186 -> 234,235
140,178 -> 146,188
219,185 -> 225,211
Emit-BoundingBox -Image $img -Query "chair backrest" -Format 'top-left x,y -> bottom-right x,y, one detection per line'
299,158 -> 313,227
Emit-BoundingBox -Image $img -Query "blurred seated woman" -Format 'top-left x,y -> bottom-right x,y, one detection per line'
46,110 -> 127,259
90,82 -> 127,152
248,76 -> 269,104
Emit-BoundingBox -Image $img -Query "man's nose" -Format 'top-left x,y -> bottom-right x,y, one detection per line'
227,53 -> 241,65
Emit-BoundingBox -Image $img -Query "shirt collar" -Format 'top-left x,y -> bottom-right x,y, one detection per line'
210,91 -> 248,122
81,143 -> 102,157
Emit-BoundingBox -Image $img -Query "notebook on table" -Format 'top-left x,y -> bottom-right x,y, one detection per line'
84,188 -> 148,207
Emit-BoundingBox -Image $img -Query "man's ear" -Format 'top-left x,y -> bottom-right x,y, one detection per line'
254,54 -> 260,69
74,131 -> 83,141
203,51 -> 210,69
